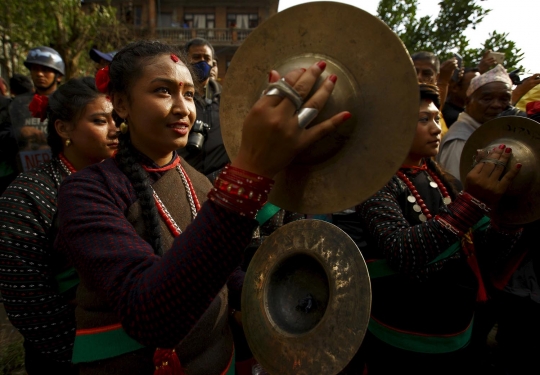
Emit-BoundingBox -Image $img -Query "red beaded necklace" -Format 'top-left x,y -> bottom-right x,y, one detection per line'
142,156 -> 200,237
58,153 -> 77,174
396,161 -> 451,222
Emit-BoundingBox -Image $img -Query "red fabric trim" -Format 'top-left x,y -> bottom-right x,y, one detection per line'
370,315 -> 472,338
77,323 -> 123,335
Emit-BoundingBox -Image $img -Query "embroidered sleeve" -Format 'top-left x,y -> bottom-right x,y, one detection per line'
0,170 -> 75,362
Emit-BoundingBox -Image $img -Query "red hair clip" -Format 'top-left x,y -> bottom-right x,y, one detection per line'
170,54 -> 179,63
95,66 -> 110,93
28,94 -> 49,121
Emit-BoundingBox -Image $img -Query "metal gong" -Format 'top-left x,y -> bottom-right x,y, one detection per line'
220,1 -> 418,214
460,116 -> 540,224
242,220 -> 371,375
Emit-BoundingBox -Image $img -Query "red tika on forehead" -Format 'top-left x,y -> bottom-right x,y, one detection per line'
170,54 -> 179,63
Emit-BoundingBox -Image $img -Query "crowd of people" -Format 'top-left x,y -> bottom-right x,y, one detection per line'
0,29 -> 539,375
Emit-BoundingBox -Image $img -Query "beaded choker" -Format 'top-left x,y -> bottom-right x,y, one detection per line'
397,166 -> 451,222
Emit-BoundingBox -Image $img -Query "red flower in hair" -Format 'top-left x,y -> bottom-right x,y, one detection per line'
95,66 -> 110,93
28,94 -> 49,121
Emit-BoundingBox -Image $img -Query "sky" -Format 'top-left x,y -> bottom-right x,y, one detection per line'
278,0 -> 539,77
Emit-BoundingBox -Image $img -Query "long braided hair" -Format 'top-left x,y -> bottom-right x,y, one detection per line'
419,83 -> 459,200
108,41 -> 192,256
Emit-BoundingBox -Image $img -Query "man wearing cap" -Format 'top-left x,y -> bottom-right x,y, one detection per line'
0,46 -> 65,193
437,64 -> 513,180
89,47 -> 116,72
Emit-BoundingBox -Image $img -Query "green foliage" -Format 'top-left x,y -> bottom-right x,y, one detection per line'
376,0 -> 524,71
0,0 -> 130,80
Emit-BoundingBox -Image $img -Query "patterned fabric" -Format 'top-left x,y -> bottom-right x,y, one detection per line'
466,64 -> 512,97
55,157 -> 257,347
357,168 -> 519,278
0,158 -> 75,363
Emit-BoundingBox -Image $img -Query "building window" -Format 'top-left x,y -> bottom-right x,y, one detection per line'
159,12 -> 173,27
227,13 -> 258,28
184,14 -> 215,29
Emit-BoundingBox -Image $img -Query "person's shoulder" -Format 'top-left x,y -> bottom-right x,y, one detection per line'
3,161 -> 58,200
64,158 -> 122,185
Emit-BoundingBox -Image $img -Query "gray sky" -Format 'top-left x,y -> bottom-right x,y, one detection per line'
278,0 -> 539,76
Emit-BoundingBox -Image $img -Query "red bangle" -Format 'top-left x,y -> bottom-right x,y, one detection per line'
208,165 -> 274,219
459,191 -> 491,215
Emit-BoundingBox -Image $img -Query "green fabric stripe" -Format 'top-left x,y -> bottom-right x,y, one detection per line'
226,350 -> 236,375
72,326 -> 145,363
368,317 -> 473,353
368,216 -> 491,279
255,203 -> 281,226
54,267 -> 80,294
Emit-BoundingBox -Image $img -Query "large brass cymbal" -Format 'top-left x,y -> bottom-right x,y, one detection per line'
220,1 -> 418,214
460,116 -> 540,225
242,220 -> 371,375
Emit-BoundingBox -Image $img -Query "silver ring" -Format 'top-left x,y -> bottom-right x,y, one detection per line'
297,108 -> 319,129
480,158 -> 507,167
265,78 -> 303,111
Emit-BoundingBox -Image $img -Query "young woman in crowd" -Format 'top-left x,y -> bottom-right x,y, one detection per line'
54,41 -> 348,374
0,77 -> 118,374
353,84 -> 523,375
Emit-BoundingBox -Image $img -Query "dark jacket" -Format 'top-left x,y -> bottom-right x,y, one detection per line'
178,79 -> 230,176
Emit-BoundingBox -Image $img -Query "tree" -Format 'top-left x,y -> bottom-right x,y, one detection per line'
0,0 -> 130,80
376,0 -> 524,71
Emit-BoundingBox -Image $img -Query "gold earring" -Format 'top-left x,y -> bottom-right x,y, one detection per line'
119,121 -> 128,134
65,139 -> 71,147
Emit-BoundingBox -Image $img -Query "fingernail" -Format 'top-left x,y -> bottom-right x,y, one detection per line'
317,61 -> 327,70
499,144 -> 505,149
505,147 -> 512,153
329,74 -> 337,84
516,163 -> 522,169
342,112 -> 352,121
300,68 -> 306,72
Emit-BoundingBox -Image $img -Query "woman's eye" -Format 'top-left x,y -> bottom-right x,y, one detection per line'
185,91 -> 195,98
155,87 -> 170,94
93,118 -> 107,124
419,117 -> 428,122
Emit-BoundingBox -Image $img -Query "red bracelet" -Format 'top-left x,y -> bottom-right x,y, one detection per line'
459,191 -> 491,215
208,165 -> 274,219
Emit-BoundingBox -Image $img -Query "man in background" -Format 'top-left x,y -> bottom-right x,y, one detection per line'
178,38 -> 229,179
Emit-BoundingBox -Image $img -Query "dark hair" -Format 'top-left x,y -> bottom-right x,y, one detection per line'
108,40 -> 193,255
9,74 -> 34,96
419,83 -> 441,109
411,51 -> 440,74
46,76 -> 104,156
183,38 -> 215,60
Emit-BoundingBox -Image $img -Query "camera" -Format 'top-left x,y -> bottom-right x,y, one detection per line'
186,120 -> 210,153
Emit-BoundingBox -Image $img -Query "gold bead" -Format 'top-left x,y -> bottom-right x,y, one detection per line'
119,121 -> 128,134
238,187 -> 244,195
65,139 -> 71,147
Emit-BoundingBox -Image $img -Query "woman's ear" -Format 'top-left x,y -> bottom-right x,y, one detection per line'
54,119 -> 71,141
113,93 -> 129,119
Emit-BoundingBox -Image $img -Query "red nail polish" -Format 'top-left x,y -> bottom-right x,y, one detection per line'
300,68 -> 306,72
516,163 -> 522,169
505,147 -> 512,153
342,112 -> 352,121
268,72 -> 272,82
498,144 -> 505,149
329,74 -> 337,83
317,61 -> 327,70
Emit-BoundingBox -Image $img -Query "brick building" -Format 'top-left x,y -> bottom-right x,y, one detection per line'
83,0 -> 279,80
